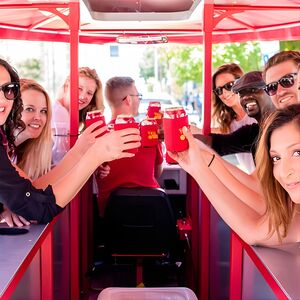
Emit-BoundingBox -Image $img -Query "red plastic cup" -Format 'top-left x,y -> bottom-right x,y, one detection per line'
147,101 -> 163,126
163,107 -> 189,152
85,110 -> 107,137
140,118 -> 159,148
114,115 -> 140,154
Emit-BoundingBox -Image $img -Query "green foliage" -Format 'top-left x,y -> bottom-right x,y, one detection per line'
279,40 -> 300,51
16,58 -> 43,81
138,41 -> 263,98
139,46 -> 169,84
162,45 -> 202,86
212,42 -> 263,73
139,47 -> 155,82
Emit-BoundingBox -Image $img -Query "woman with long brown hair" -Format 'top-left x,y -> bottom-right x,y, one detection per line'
212,63 -> 257,173
170,104 -> 300,245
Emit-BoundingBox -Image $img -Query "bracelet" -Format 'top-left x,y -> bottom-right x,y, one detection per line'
207,154 -> 215,167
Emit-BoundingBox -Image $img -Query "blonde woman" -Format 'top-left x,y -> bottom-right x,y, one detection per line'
13,79 -> 52,180
1,79 -> 53,226
52,67 -> 104,133
170,104 -> 300,246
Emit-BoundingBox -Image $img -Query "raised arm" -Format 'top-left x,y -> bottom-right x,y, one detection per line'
0,127 -> 140,223
206,152 -> 266,214
34,121 -> 105,188
194,124 -> 261,194
219,158 -> 261,192
169,127 -> 298,246
35,127 -> 141,207
194,123 -> 259,158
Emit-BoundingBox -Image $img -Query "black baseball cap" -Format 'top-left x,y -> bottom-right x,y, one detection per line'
232,71 -> 266,93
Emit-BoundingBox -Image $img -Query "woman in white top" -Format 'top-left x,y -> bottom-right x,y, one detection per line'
212,63 -> 257,173
52,67 -> 104,163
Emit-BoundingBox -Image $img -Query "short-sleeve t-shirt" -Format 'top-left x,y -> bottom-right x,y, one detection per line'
96,120 -> 163,215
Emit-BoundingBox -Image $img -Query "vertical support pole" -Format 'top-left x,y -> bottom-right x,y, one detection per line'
69,3 -> 79,142
69,2 -> 80,300
229,232 -> 243,300
41,230 -> 53,300
188,176 -> 200,292
202,1 -> 214,136
200,2 -> 214,299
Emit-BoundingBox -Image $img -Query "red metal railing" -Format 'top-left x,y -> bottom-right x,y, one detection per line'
229,232 -> 289,300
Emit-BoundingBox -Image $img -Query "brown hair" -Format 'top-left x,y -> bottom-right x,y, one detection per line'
105,76 -> 135,108
263,50 -> 300,80
256,104 -> 300,241
212,63 -> 244,133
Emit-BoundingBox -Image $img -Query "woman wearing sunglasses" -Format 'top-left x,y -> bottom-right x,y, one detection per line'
212,63 -> 257,173
0,79 -> 54,227
0,58 -> 141,224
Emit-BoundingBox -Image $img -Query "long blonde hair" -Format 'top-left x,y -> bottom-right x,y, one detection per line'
16,79 -> 52,180
256,104 -> 300,241
58,67 -> 104,130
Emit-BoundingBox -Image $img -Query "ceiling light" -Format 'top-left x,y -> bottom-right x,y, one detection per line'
116,35 -> 168,44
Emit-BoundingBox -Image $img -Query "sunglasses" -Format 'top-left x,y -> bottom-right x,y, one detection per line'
264,73 -> 297,96
0,82 -> 20,100
213,81 -> 235,96
122,93 -> 143,101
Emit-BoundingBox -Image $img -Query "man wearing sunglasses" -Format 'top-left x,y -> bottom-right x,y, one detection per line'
193,51 -> 300,208
196,51 -> 300,158
264,50 -> 300,109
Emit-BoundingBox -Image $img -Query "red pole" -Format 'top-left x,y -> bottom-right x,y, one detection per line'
200,2 -> 214,299
41,230 -> 54,299
229,232 -> 244,300
69,2 -> 80,300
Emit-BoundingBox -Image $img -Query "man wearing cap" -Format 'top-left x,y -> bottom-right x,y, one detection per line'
191,51 -> 299,216
232,71 -> 274,123
195,71 -> 274,161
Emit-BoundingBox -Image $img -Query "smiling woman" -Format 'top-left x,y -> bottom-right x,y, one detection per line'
13,78 -> 53,180
52,67 -> 104,135
212,63 -> 257,173
170,104 -> 300,246
0,79 -> 53,227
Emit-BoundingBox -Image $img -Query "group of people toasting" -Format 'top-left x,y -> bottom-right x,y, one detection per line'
0,49 -> 300,247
